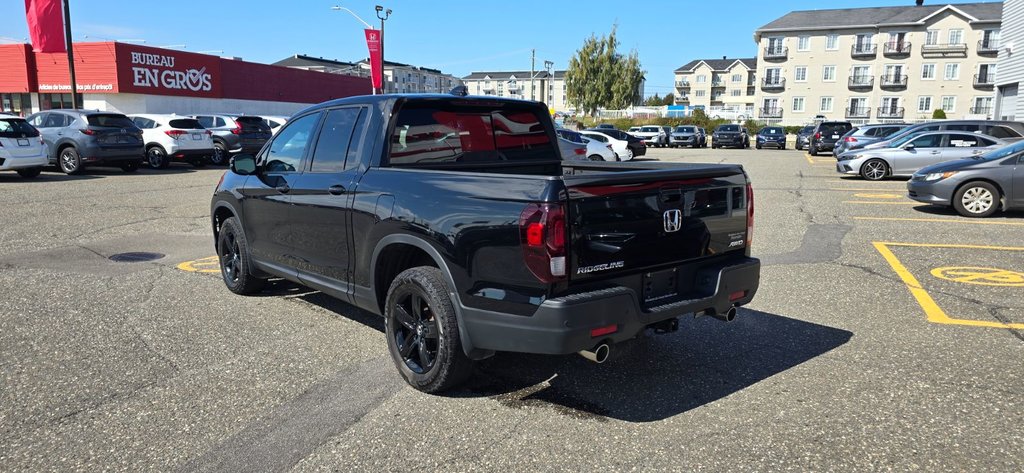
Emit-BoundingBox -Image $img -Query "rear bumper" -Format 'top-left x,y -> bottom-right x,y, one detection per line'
461,256 -> 760,355
171,148 -> 215,161
0,154 -> 48,170
78,144 -> 144,164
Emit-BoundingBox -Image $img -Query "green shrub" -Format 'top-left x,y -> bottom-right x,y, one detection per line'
932,109 -> 947,119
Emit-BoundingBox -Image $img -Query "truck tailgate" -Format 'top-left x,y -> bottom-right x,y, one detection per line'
563,164 -> 749,282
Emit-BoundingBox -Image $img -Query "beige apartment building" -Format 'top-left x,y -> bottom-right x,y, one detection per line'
673,57 -> 757,112
461,70 -> 571,112
753,2 -> 1002,125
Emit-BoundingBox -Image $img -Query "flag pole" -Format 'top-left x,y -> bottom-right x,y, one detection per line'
61,0 -> 79,109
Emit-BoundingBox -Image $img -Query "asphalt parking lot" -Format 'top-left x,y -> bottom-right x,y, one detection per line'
1,148 -> 1021,472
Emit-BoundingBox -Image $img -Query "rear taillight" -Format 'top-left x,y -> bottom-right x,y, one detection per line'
230,124 -> 242,135
79,128 -> 96,135
844,136 -> 858,142
520,203 -> 567,283
814,132 -> 821,139
574,147 -> 585,155
165,130 -> 187,139
205,130 -> 212,136
746,183 -> 754,248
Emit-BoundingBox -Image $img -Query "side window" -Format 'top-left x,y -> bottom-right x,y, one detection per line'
29,114 -> 46,127
986,126 -> 1021,139
910,134 -> 943,148
43,113 -> 65,128
945,124 -> 981,132
214,117 -> 227,127
310,108 -> 364,173
946,134 -> 982,147
264,112 -> 321,173
196,116 -> 213,128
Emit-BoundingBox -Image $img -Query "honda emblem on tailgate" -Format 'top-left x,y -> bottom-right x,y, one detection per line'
663,209 -> 682,233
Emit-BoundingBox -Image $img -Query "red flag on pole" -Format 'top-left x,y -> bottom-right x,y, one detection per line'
24,0 -> 66,53
364,29 -> 382,91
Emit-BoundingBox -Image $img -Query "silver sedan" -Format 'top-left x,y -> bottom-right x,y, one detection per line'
836,131 -> 1005,181
908,140 -> 1024,217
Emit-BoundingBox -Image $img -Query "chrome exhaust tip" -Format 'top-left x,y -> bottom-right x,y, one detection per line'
704,307 -> 737,322
578,343 -> 610,364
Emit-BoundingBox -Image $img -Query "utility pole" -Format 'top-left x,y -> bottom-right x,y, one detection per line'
530,49 -> 535,101
375,5 -> 391,94
62,0 -> 79,109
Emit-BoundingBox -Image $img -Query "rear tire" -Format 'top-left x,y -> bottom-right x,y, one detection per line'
121,161 -> 140,173
211,142 -> 228,166
16,167 -> 42,178
217,217 -> 266,295
953,181 -> 1000,218
385,266 -> 475,393
58,147 -> 82,175
146,145 -> 170,169
808,144 -> 817,156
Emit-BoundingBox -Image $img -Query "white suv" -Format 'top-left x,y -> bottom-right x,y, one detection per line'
129,114 -> 215,169
0,114 -> 48,178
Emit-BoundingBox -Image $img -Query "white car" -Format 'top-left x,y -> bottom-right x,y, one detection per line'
581,136 -> 617,161
128,114 -> 215,169
0,114 -> 48,178
633,125 -> 667,147
580,131 -> 633,161
262,115 -> 290,136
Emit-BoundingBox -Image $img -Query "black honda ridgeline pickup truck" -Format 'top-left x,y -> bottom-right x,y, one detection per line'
211,93 -> 760,392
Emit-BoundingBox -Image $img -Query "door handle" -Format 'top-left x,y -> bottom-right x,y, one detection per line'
930,150 -> 941,155
276,184 -> 290,194
327,184 -> 346,196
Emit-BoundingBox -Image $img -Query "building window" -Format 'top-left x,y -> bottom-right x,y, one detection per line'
948,29 -> 963,45
0,93 -> 32,116
696,75 -> 707,83
826,34 -> 838,50
921,63 -> 936,80
918,96 -> 932,113
820,97 -> 833,112
732,74 -> 742,82
730,89 -> 741,96
941,96 -> 956,112
696,90 -> 706,97
925,29 -> 939,46
794,66 -> 807,82
944,63 -> 960,80
822,65 -> 836,82
798,36 -> 810,51
40,93 -> 73,110
793,96 -> 805,112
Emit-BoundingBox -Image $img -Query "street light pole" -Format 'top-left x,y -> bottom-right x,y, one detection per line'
375,5 -> 391,94
330,5 -> 376,93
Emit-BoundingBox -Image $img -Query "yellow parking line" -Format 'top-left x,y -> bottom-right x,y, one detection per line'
803,154 -> 815,165
873,242 -> 1024,330
829,188 -> 906,191
855,216 -> 1024,227
874,241 -> 1024,251
842,201 -> 919,205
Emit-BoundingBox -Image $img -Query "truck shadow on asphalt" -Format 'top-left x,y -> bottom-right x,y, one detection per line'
455,309 -> 853,423
269,280 -> 854,423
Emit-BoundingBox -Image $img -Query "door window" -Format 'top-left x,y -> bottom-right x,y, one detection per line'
909,134 -> 942,148
196,116 -> 214,128
214,117 -> 227,127
43,113 -> 68,128
310,108 -> 365,173
263,112 -> 321,173
946,134 -> 986,147
28,113 -> 46,127
986,126 -> 1021,139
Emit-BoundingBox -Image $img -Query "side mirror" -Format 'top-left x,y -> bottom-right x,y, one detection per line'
230,154 -> 256,175
903,143 -> 915,151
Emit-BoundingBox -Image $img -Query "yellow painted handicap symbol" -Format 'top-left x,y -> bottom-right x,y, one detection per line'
930,266 -> 1024,287
177,256 -> 220,274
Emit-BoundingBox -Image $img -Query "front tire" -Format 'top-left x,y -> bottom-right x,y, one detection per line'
385,266 -> 474,393
16,167 -> 42,178
217,217 -> 266,295
808,144 -> 817,156
121,161 -> 140,173
58,147 -> 82,175
953,181 -> 1000,218
860,159 -> 889,181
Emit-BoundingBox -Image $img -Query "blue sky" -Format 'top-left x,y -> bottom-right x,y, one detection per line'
2,0 -> 953,96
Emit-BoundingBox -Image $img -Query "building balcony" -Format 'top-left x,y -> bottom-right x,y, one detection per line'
846,107 -> 871,119
974,73 -> 995,88
921,42 -> 968,57
848,76 -> 874,90
883,41 -> 912,57
759,107 -> 783,118
877,107 -> 905,119
507,84 -> 522,92
879,74 -> 908,89
851,44 -> 877,58
763,46 -> 788,60
761,77 -> 785,91
978,39 -> 1000,56
969,106 -> 992,116
711,80 -> 725,88
675,80 -> 690,88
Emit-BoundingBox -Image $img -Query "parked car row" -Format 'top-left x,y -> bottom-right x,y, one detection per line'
0,110 -> 286,178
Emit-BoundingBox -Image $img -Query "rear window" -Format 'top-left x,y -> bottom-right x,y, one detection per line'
800,126 -> 814,133
986,125 -> 1021,139
819,123 -> 852,135
0,118 -> 39,138
168,118 -> 203,129
87,114 -> 135,128
556,129 -> 584,143
717,125 -> 739,132
236,116 -> 270,131
388,101 -> 556,166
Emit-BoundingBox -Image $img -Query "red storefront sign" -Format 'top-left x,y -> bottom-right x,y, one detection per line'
115,44 -> 221,98
364,29 -> 382,90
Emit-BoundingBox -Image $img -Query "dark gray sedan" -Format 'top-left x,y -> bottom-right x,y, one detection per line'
908,141 -> 1024,217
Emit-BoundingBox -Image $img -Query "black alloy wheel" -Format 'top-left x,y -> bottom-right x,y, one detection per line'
59,147 -> 82,174
216,217 -> 265,294
391,288 -> 440,374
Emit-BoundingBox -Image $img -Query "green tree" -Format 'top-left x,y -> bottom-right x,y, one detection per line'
644,93 -> 662,106
661,93 -> 675,106
932,109 -> 947,119
565,26 -> 646,115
